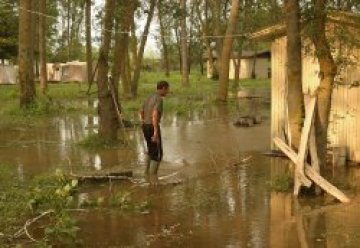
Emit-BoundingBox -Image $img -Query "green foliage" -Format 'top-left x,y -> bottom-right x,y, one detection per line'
109,191 -> 151,213
0,166 -> 80,245
78,133 -> 125,149
43,212 -> 80,246
0,1 -> 18,60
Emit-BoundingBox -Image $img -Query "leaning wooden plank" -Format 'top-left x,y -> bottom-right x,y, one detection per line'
305,165 -> 350,203
274,137 -> 351,203
273,137 -> 312,187
294,96 -> 317,195
304,95 -> 320,173
305,97 -> 321,195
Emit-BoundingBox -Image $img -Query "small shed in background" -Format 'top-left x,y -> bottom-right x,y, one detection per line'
249,11 -> 360,162
205,50 -> 271,80
61,61 -> 88,83
229,50 -> 271,80
0,64 -> 17,84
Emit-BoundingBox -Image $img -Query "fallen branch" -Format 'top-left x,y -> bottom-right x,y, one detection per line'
158,172 -> 179,180
69,172 -> 133,182
13,209 -> 55,241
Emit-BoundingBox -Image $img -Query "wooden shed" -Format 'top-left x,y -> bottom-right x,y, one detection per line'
249,11 -> 360,162
229,50 -> 271,80
205,50 -> 271,80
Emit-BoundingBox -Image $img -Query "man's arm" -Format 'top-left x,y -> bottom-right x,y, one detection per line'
151,109 -> 160,142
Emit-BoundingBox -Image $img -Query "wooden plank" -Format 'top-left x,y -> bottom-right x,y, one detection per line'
356,88 -> 360,162
273,137 -> 312,188
304,95 -> 320,173
294,97 -> 317,195
274,137 -> 351,203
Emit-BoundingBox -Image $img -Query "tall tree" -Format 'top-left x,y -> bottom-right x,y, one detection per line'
131,0 -> 157,97
18,0 -> 35,107
0,1 -> 18,61
209,0 -> 222,78
67,0 -> 71,61
96,0 -> 118,141
112,0 -> 137,98
158,0 -> 170,77
308,0 -> 337,168
39,0 -> 47,93
217,0 -> 240,101
85,0 -> 93,85
196,0 -> 217,78
180,0 -> 190,87
285,0 -> 304,149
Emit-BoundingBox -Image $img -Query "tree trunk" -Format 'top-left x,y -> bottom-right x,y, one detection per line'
85,0 -> 93,85
233,41 -> 243,90
309,0 -> 337,168
180,0 -> 190,87
32,0 -> 39,81
251,42 -> 257,79
120,35 -> 131,97
210,0 -> 222,69
285,0 -> 303,150
130,16 -> 138,72
111,20 -> 121,104
19,0 -> 36,107
217,0 -> 240,101
197,0 -> 216,79
39,0 -> 47,93
96,0 -> 118,141
131,0 -> 157,97
67,0 -> 71,62
158,0 -> 170,77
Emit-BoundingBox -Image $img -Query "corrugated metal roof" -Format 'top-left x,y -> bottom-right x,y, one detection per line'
248,11 -> 360,41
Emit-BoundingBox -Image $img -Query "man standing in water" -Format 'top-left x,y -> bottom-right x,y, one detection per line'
140,81 -> 170,176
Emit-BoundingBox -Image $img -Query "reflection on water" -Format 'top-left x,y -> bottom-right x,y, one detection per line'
1,90 -> 360,247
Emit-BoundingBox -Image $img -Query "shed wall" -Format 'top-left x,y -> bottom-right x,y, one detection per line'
271,37 -> 360,162
229,58 -> 270,80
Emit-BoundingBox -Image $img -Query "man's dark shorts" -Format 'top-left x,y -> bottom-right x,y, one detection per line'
142,124 -> 163,162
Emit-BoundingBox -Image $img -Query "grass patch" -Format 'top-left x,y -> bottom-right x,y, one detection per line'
0,72 -> 269,127
270,173 -> 293,192
236,78 -> 270,89
77,133 -> 131,150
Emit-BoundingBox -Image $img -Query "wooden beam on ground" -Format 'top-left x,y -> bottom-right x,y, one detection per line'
274,137 -> 351,203
294,97 -> 317,195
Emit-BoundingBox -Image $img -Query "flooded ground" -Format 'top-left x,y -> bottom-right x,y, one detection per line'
1,88 -> 360,247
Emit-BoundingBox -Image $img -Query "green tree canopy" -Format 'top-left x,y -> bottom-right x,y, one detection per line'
0,1 -> 18,61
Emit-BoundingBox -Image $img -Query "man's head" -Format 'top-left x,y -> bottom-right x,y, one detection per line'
157,80 -> 170,96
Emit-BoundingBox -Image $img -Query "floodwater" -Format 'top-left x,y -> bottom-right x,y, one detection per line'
1,89 -> 360,247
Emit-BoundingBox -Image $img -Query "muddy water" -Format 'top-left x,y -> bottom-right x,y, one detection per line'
1,91 -> 360,247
